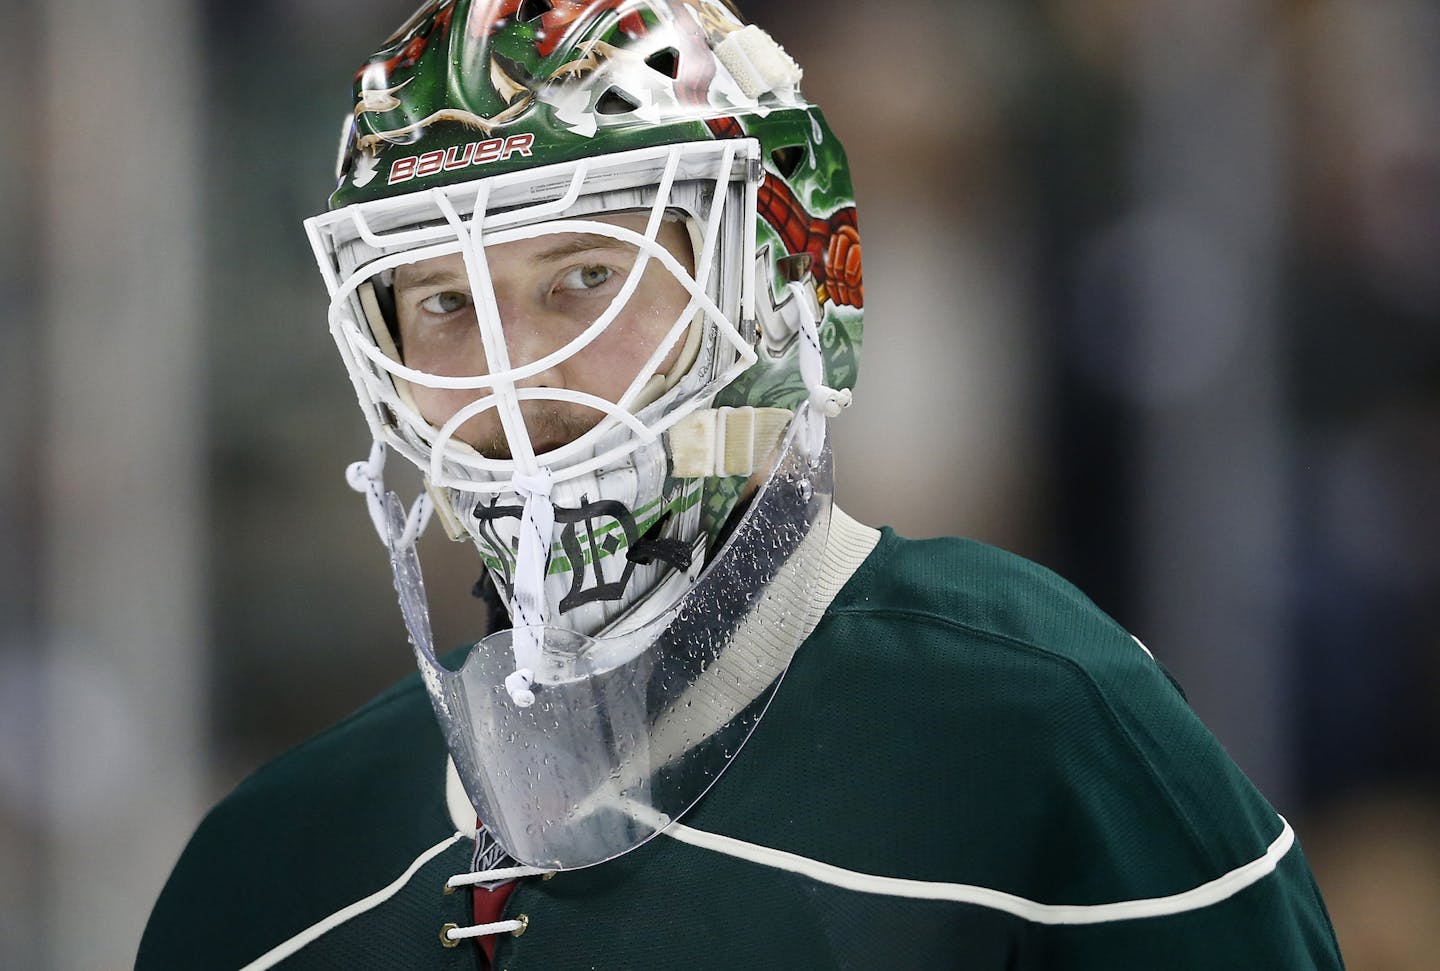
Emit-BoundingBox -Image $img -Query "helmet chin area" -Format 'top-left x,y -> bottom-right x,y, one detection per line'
387,404 -> 833,869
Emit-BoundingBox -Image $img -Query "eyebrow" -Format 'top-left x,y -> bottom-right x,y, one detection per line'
529,233 -> 631,263
393,234 -> 631,293
393,266 -> 469,291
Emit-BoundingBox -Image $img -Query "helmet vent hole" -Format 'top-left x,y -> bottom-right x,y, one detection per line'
518,0 -> 553,23
596,87 -> 641,115
770,145 -> 807,179
645,48 -> 680,79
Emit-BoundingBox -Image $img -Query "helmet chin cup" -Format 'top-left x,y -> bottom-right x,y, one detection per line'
385,404 -> 833,869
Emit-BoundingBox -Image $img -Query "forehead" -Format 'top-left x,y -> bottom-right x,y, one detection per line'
392,211 -> 689,289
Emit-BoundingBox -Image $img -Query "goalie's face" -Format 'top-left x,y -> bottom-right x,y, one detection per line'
392,212 -> 697,459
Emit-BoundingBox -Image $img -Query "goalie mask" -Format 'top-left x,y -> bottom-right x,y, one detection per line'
305,0 -> 864,869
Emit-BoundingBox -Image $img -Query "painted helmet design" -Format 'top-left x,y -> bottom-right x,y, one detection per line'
305,0 -> 863,867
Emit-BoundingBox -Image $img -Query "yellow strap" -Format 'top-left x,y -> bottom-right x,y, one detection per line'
669,407 -> 793,478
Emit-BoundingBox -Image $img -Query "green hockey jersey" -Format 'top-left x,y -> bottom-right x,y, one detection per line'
139,530 -> 1344,969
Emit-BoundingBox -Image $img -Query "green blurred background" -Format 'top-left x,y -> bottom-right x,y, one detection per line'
2,0 -> 1438,966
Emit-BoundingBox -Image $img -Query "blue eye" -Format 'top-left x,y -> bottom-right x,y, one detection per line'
559,265 -> 614,291
419,290 -> 471,314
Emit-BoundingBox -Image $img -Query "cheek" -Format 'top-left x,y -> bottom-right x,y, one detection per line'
394,326 -> 495,429
401,328 -> 486,377
597,271 -> 693,374
408,384 -> 494,430
579,325 -> 663,398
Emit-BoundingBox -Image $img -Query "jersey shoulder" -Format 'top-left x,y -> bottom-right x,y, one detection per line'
138,663 -> 462,968
802,530 -> 1281,892
821,530 -> 1192,784
830,528 -> 1145,677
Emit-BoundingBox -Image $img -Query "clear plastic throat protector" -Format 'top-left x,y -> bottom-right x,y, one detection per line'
386,408 -> 832,870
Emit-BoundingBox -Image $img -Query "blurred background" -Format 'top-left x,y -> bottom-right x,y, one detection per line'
2,0 -> 1437,966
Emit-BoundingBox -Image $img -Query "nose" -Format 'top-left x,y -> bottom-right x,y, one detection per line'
489,293 -> 571,393
487,297 -> 590,457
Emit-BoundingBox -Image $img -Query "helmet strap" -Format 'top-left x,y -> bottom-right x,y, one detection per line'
503,468 -> 557,708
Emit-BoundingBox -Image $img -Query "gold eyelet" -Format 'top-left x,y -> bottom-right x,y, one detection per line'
439,923 -> 461,948
542,871 -> 556,881
442,880 -> 456,895
512,913 -> 530,937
